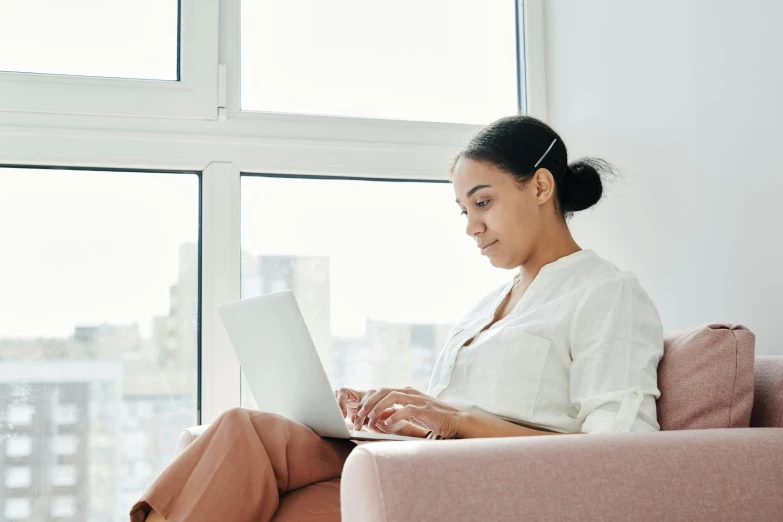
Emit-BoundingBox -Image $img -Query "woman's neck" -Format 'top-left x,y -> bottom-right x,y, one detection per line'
518,236 -> 582,281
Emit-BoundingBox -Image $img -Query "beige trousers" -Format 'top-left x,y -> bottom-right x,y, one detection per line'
129,408 -> 360,522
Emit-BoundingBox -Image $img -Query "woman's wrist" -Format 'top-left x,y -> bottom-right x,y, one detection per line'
453,408 -> 473,439
409,425 -> 430,438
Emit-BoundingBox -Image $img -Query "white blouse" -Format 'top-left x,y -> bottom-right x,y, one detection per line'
427,249 -> 664,434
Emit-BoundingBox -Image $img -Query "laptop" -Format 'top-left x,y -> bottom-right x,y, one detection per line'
217,290 -> 425,442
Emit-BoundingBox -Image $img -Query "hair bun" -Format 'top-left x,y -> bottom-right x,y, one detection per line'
558,158 -> 612,214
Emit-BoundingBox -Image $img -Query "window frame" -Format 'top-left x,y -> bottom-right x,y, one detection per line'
0,0 -> 547,423
0,164 -> 203,421
0,0 -> 219,119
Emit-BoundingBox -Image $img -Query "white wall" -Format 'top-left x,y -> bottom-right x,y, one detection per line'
544,0 -> 783,354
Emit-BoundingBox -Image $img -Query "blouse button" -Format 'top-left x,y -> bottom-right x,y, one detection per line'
446,363 -> 454,370
630,391 -> 640,399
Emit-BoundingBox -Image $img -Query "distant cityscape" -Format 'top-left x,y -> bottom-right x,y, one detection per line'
0,243 -> 452,521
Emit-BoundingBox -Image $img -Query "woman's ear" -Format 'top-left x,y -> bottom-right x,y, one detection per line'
532,168 -> 556,205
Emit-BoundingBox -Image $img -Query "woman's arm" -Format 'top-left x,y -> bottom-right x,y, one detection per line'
456,408 -> 580,438
356,388 -> 580,439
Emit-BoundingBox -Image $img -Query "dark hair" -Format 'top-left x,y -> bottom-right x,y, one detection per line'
448,115 -> 618,221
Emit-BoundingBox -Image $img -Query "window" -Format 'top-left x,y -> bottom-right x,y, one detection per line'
52,434 -> 80,456
4,498 -> 31,520
6,404 -> 34,426
0,0 -> 178,80
239,175 -> 509,407
0,0 -> 218,118
4,467 -> 31,489
6,436 -> 32,458
0,166 -> 199,521
241,0 -> 520,123
54,403 -> 79,425
52,466 -> 78,487
51,496 -> 77,518
0,2 -> 540,517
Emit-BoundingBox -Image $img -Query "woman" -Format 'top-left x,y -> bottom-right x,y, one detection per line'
131,115 -> 663,522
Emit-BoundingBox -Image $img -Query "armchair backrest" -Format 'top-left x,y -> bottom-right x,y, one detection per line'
751,356 -> 783,428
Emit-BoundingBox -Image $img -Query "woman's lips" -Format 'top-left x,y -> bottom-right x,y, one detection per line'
481,240 -> 498,255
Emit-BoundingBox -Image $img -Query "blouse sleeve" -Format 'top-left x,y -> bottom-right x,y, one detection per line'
569,274 -> 664,434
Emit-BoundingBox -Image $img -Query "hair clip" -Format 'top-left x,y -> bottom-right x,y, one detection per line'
533,138 -> 558,168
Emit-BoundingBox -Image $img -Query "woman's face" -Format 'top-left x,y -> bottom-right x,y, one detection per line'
452,156 -> 555,270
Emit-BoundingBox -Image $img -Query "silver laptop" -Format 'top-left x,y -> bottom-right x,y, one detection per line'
217,290 -> 424,442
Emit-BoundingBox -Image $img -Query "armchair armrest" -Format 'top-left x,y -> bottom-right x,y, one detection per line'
341,428 -> 783,522
175,424 -> 210,456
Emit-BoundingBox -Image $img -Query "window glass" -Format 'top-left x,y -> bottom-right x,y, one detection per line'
0,167 -> 199,520
4,498 -> 31,520
241,0 -> 519,123
0,0 -> 178,79
4,468 -> 32,489
239,175 -> 509,407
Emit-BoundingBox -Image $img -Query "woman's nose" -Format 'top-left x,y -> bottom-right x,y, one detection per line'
465,215 -> 483,238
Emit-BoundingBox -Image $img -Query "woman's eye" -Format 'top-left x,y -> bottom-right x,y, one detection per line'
459,201 -> 489,217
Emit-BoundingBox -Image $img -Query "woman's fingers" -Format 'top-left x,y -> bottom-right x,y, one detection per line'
343,387 -> 457,438
377,408 -> 397,421
366,416 -> 383,433
366,408 -> 396,433
334,390 -> 346,417
367,408 -> 418,435
346,400 -> 360,422
335,389 -> 350,417
352,389 -> 376,423
335,388 -> 366,419
354,388 -> 396,429
355,389 -> 423,430
381,405 -> 425,433
368,392 -> 424,420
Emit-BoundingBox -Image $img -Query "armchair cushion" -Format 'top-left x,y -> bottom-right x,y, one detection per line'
657,323 -> 754,430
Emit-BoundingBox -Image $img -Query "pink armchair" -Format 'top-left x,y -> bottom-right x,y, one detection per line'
175,356 -> 783,521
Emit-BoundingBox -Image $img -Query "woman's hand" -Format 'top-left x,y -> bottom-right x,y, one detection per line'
334,388 -> 427,437
352,387 -> 462,439
364,407 -> 429,438
334,387 -> 373,424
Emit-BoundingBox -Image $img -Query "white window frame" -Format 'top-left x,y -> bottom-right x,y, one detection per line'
0,0 -> 546,424
0,0 -> 219,119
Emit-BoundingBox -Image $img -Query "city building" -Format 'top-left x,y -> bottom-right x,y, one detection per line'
0,360 -> 122,522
